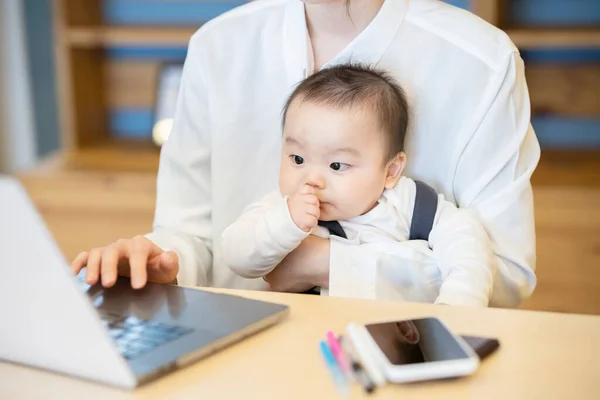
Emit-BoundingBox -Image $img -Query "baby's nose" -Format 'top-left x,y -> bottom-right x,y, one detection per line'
305,172 -> 326,190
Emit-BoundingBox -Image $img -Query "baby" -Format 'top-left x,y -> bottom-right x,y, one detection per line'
222,64 -> 494,307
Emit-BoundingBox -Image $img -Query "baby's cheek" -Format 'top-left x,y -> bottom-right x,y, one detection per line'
278,165 -> 295,195
343,186 -> 369,214
348,177 -> 382,215
278,181 -> 294,197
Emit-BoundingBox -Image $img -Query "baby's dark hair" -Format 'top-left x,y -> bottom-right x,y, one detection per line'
282,63 -> 409,162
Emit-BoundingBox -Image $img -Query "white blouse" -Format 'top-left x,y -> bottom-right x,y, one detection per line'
146,0 -> 540,307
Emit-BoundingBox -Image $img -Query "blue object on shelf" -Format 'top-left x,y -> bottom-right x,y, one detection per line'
106,47 -> 189,61
533,116 -> 600,149
103,0 -> 246,25
522,49 -> 600,64
444,0 -> 470,10
508,0 -> 600,27
442,0 -> 469,10
110,109 -> 154,140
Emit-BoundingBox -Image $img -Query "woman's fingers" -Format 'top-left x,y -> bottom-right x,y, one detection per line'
160,251 -> 179,271
129,237 -> 151,289
144,251 -> 178,284
85,248 -> 104,285
100,242 -> 126,287
71,251 -> 89,276
70,236 -> 172,289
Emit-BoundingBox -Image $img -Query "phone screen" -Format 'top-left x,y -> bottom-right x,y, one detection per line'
365,318 -> 470,365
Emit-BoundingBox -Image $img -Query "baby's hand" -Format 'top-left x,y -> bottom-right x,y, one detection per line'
288,185 -> 320,232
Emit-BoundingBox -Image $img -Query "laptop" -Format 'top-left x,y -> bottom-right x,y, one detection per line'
0,176 -> 289,388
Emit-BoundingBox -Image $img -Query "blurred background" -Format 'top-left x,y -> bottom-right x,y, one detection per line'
1,0 -> 598,314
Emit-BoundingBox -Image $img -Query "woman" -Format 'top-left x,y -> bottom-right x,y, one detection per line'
71,0 -> 540,308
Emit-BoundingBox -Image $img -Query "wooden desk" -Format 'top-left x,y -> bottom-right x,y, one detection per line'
1,289 -> 599,399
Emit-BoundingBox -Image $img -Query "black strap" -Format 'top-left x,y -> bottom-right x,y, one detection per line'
409,180 -> 438,241
302,183 -> 436,296
317,220 -> 347,239
301,220 -> 347,295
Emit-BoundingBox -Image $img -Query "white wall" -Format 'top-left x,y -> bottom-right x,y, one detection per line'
0,0 -> 37,173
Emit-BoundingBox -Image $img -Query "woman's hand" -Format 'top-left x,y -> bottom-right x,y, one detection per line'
71,236 -> 179,289
265,235 -> 330,292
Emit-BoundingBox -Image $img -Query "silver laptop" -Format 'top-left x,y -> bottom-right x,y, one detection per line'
0,176 -> 289,388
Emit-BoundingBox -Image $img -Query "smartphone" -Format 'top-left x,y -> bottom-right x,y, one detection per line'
347,317 -> 480,384
460,335 -> 500,360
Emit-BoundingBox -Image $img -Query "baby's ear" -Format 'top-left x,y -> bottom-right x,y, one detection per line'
384,152 -> 407,189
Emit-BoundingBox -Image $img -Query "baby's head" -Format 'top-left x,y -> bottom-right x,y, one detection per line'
279,64 -> 409,221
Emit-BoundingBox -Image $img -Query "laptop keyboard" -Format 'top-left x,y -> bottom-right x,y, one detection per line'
100,311 -> 194,360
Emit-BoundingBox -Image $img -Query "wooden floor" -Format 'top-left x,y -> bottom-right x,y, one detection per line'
13,150 -> 600,316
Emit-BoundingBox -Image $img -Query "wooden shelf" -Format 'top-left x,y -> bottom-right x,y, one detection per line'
508,28 -> 600,49
52,0 -> 600,173
67,27 -> 196,47
532,150 -> 600,187
66,27 -> 600,50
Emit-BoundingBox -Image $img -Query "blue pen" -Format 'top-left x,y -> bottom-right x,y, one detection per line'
320,340 -> 349,396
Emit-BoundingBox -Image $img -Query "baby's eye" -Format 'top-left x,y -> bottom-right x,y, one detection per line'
291,155 -> 304,165
330,162 -> 350,171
